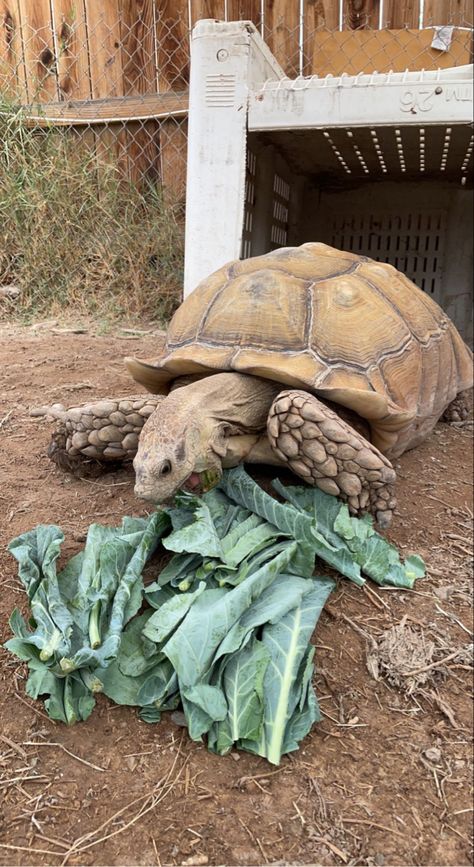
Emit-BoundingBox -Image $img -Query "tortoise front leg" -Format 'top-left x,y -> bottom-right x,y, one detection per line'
47,395 -> 164,471
267,390 -> 397,528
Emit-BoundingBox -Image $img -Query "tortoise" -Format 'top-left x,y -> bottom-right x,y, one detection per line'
48,243 -> 473,527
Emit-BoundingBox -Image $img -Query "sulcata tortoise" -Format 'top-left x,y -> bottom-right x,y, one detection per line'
49,243 -> 473,527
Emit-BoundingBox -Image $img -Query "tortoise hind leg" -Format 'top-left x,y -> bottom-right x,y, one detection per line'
267,390 -> 397,528
441,391 -> 471,424
47,395 -> 164,472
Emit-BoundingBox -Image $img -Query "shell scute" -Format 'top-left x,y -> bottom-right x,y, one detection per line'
199,269 -> 309,351
310,273 -> 411,368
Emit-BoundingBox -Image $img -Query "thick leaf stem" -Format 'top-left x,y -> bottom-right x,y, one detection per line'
89,601 -> 101,649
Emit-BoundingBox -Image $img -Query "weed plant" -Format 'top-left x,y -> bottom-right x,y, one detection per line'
0,100 -> 184,323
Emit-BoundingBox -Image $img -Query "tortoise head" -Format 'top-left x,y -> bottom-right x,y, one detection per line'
133,395 -> 227,504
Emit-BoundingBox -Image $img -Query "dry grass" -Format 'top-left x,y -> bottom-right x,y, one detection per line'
0,101 -> 184,324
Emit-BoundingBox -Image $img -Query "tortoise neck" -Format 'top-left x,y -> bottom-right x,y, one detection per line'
182,372 -> 281,432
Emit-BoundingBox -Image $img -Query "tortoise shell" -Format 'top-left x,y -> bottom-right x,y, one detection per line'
127,243 -> 472,457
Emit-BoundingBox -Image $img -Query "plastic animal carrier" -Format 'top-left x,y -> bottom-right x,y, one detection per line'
184,20 -> 473,343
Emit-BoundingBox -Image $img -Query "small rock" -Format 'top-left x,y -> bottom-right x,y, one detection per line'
424,747 -> 442,763
230,751 -> 240,761
171,711 -> 187,727
434,586 -> 453,601
181,856 -> 208,867
0,284 -> 21,298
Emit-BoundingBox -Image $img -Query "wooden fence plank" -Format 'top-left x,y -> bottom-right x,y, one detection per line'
311,27 -> 472,74
304,1 -> 339,73
0,0 -> 28,100
381,0 -> 420,27
120,0 -> 156,94
342,0 -> 380,29
189,1 -> 225,26
265,0 -> 300,76
155,1 -> 189,198
51,0 -> 91,100
22,91 -> 188,123
17,0 -> 57,101
119,0 -> 159,182
423,0 -> 473,25
160,116 -> 187,201
84,0 -> 123,98
155,0 -> 189,91
227,0 -> 262,26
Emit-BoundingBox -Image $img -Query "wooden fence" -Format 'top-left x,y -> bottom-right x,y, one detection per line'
1,1 -> 473,103
0,1 -> 472,195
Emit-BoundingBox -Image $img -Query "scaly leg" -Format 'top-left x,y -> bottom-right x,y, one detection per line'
267,390 -> 397,527
47,395 -> 164,471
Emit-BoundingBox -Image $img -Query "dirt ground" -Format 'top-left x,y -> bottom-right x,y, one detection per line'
0,320 -> 472,867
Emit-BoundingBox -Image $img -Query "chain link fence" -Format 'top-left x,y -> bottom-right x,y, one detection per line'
0,1 -> 472,319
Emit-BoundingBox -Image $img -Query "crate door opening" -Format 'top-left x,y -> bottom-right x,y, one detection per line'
305,180 -> 473,345
242,145 -> 472,344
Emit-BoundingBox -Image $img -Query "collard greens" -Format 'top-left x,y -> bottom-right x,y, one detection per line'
5,466 -> 424,761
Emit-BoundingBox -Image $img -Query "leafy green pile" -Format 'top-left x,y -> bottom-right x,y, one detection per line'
4,467 -> 424,764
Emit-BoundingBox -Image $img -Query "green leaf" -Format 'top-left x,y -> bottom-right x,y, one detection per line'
148,553 -> 201,591
8,525 -> 64,600
222,520 -> 283,569
25,662 -> 96,725
137,665 -> 178,707
214,574 -> 314,662
333,504 -> 426,588
220,467 -> 316,544
98,658 -> 150,706
8,526 -> 73,661
208,638 -> 270,755
115,612 -> 156,677
162,545 -> 298,687
164,499 -> 223,558
143,582 -> 207,645
242,577 -> 334,765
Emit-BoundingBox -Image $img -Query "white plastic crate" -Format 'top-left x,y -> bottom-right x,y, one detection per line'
184,20 -> 473,342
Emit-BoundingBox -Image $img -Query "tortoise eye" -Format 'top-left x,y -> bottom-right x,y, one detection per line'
159,459 -> 172,476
